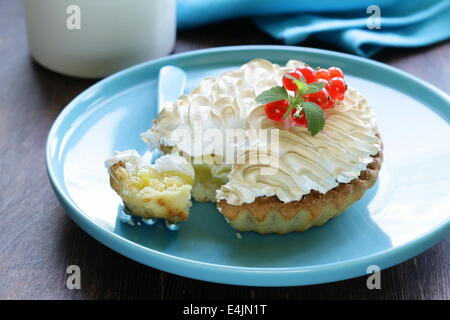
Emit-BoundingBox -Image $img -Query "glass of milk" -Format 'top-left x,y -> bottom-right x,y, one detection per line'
24,0 -> 176,78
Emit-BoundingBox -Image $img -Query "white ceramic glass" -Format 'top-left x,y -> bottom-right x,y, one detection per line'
24,0 -> 176,78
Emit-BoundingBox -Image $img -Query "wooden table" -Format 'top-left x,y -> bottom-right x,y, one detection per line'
1,1 -> 449,300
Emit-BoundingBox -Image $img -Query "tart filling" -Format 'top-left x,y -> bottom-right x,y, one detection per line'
106,151 -> 194,222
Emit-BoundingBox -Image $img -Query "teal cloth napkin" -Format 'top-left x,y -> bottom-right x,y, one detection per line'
177,0 -> 450,57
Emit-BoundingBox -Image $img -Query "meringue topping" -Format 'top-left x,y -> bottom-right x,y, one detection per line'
143,59 -> 381,205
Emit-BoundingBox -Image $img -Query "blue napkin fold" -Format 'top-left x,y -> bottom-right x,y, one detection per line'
177,0 -> 450,57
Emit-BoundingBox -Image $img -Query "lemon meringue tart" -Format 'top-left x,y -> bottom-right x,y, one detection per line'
109,59 -> 382,234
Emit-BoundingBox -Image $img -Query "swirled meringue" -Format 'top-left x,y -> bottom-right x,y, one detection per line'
142,59 -> 381,205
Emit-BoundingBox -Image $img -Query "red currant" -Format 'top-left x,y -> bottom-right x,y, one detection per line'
265,99 -> 289,121
315,68 -> 331,81
328,77 -> 347,101
305,88 -> 331,109
328,66 -> 344,79
316,78 -> 330,91
291,108 -> 307,127
282,71 -> 302,91
296,66 -> 316,84
322,97 -> 335,109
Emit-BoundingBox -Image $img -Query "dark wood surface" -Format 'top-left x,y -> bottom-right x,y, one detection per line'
0,0 -> 449,300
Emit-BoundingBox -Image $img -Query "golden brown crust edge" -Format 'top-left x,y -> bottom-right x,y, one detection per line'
217,149 -> 383,234
109,161 -> 190,222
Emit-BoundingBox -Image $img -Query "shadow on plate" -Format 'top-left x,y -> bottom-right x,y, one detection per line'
112,179 -> 392,268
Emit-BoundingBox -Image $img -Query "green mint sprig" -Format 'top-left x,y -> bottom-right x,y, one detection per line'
255,75 -> 325,136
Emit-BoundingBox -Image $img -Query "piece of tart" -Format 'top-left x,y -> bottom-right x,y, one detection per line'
140,59 -> 382,233
105,150 -> 194,222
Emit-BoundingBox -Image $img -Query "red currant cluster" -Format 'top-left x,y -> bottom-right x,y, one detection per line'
265,66 -> 347,126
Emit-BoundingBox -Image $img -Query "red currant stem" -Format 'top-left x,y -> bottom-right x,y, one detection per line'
287,94 -> 294,105
283,95 -> 304,120
282,103 -> 296,120
293,94 -> 303,105
292,106 -> 304,118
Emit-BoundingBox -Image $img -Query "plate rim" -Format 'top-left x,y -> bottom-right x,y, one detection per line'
46,45 -> 450,286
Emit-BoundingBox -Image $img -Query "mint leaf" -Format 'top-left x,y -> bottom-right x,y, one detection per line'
302,82 -> 325,95
255,86 -> 289,105
301,101 -> 325,136
284,74 -> 306,93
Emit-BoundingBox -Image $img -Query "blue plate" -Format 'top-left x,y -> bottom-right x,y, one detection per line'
46,46 -> 450,286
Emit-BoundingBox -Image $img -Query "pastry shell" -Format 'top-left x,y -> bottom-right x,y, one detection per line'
217,150 -> 383,234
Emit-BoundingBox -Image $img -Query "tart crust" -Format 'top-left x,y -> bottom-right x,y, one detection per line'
217,149 -> 383,234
